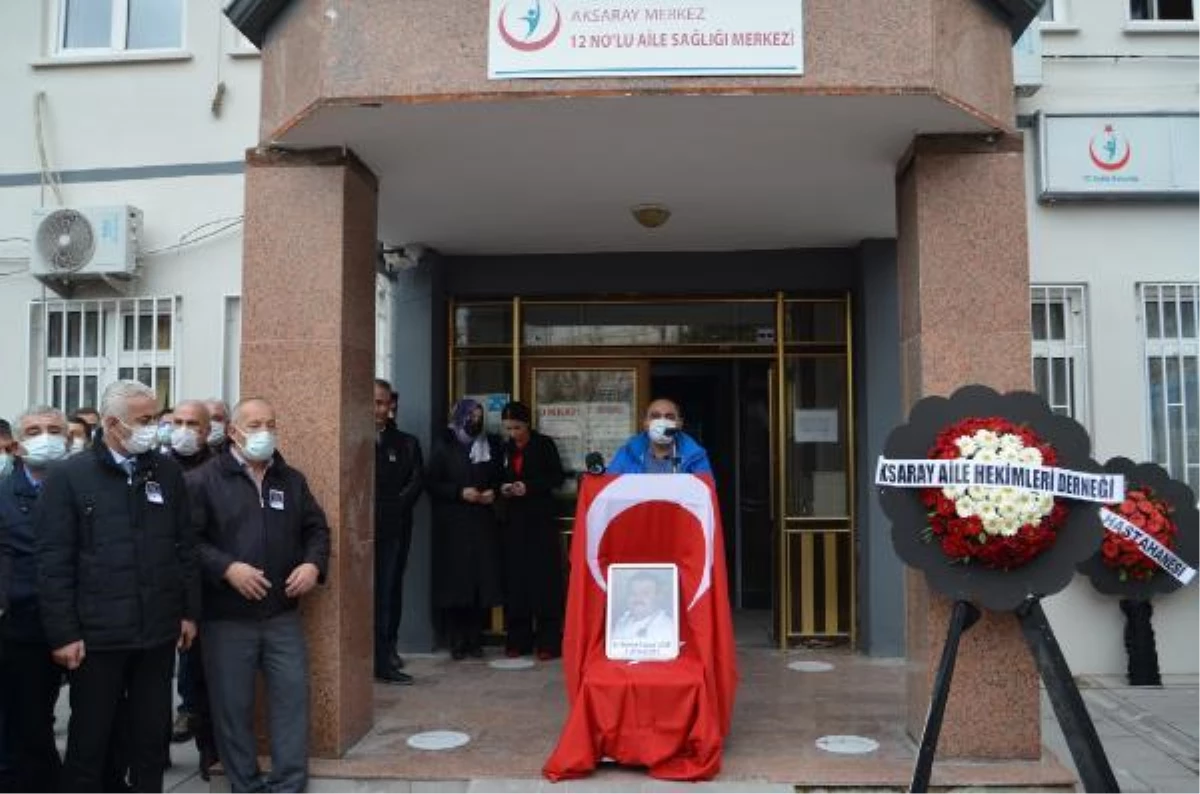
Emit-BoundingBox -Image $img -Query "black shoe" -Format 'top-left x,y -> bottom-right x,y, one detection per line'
467,645 -> 484,659
375,667 -> 414,686
450,646 -> 467,661
390,650 -> 406,670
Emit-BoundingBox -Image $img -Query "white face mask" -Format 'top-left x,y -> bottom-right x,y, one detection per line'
647,418 -> 677,446
70,438 -> 87,455
0,453 -> 12,479
120,420 -> 159,456
20,434 -> 68,467
208,421 -> 226,446
170,427 -> 201,457
239,430 -> 276,463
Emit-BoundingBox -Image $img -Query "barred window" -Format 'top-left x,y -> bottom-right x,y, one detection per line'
29,297 -> 179,415
1031,286 -> 1090,428
1141,283 -> 1199,493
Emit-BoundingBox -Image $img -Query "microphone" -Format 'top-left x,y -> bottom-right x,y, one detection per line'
585,451 -> 606,475
663,426 -> 679,438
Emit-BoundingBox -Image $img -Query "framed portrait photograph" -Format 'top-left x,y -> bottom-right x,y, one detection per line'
605,563 -> 680,662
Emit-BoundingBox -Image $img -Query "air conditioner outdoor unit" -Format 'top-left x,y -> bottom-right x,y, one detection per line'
30,205 -> 143,281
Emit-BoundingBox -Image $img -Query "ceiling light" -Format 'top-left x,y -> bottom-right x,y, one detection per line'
631,204 -> 671,229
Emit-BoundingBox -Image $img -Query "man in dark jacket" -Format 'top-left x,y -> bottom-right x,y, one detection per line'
373,380 -> 423,685
165,399 -> 214,747
190,397 -> 330,793
36,380 -> 199,793
0,405 -> 71,792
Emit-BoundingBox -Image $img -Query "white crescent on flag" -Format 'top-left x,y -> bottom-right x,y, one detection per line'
585,474 -> 715,610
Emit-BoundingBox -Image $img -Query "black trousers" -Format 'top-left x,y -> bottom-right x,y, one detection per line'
374,524 -> 413,670
0,641 -> 62,792
444,607 -> 486,653
505,612 -> 563,656
61,643 -> 175,793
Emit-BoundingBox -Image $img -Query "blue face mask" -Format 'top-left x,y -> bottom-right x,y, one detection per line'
21,434 -> 68,467
240,430 -> 276,463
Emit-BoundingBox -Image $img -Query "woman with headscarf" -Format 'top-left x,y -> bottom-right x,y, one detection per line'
497,401 -> 566,660
425,399 -> 504,659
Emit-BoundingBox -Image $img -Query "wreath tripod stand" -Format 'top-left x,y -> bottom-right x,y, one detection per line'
909,597 -> 1119,794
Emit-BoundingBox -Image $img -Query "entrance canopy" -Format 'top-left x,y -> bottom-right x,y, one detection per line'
274,93 -> 997,255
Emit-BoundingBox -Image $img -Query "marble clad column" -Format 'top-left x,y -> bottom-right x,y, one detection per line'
896,134 -> 1040,759
239,147 -> 377,756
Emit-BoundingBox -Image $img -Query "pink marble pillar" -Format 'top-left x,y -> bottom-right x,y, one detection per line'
239,147 -> 378,757
896,134 -> 1040,759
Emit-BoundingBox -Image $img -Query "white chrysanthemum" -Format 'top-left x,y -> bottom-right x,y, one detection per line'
975,448 -> 998,463
955,436 -> 979,456
1018,447 -> 1044,466
999,433 -> 1025,454
974,429 -> 1000,449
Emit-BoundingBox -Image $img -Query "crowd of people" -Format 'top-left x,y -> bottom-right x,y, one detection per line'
0,385 -> 329,793
0,380 -> 709,793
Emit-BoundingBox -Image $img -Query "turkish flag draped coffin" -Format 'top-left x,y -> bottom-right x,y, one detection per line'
543,474 -> 738,781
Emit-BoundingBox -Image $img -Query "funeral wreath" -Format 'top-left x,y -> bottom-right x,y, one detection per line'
921,416 -> 1070,570
879,385 -> 1105,611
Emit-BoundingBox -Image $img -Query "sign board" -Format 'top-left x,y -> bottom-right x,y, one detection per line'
794,408 -> 838,444
533,367 -> 637,473
1037,113 -> 1200,201
487,0 -> 804,79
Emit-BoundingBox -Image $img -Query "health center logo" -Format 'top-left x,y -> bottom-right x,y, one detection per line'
1088,124 -> 1132,172
498,1 -> 562,51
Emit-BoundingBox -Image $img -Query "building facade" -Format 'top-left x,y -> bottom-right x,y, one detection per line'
0,0 -> 1195,772
1017,0 -> 1199,677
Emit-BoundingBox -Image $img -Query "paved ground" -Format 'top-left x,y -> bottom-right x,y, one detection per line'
48,662 -> 1197,793
1041,674 -> 1199,794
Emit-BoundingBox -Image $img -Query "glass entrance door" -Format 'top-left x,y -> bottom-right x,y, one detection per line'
449,294 -> 856,648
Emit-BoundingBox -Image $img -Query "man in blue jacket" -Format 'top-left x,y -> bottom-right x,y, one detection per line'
607,398 -> 712,475
0,405 -> 71,792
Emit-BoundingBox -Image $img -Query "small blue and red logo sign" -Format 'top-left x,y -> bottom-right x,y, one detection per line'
1088,124 -> 1132,172
498,1 -> 562,51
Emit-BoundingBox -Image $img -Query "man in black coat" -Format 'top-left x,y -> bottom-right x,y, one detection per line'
36,380 -> 199,793
190,397 -> 330,793
373,380 -> 423,685
164,400 -> 213,743
0,405 -> 71,792
166,399 -> 220,778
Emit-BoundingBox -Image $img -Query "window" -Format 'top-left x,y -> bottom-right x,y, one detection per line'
58,0 -> 183,54
1130,0 -> 1195,20
1037,0 -> 1075,23
1030,286 -> 1090,427
29,297 -> 179,414
1141,284 -> 1199,493
376,275 -> 394,385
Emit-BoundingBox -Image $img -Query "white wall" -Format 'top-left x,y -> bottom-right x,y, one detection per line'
0,0 -> 260,420
1021,0 -> 1199,676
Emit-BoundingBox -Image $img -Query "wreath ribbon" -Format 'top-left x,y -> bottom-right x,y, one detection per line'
1099,507 -> 1196,585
